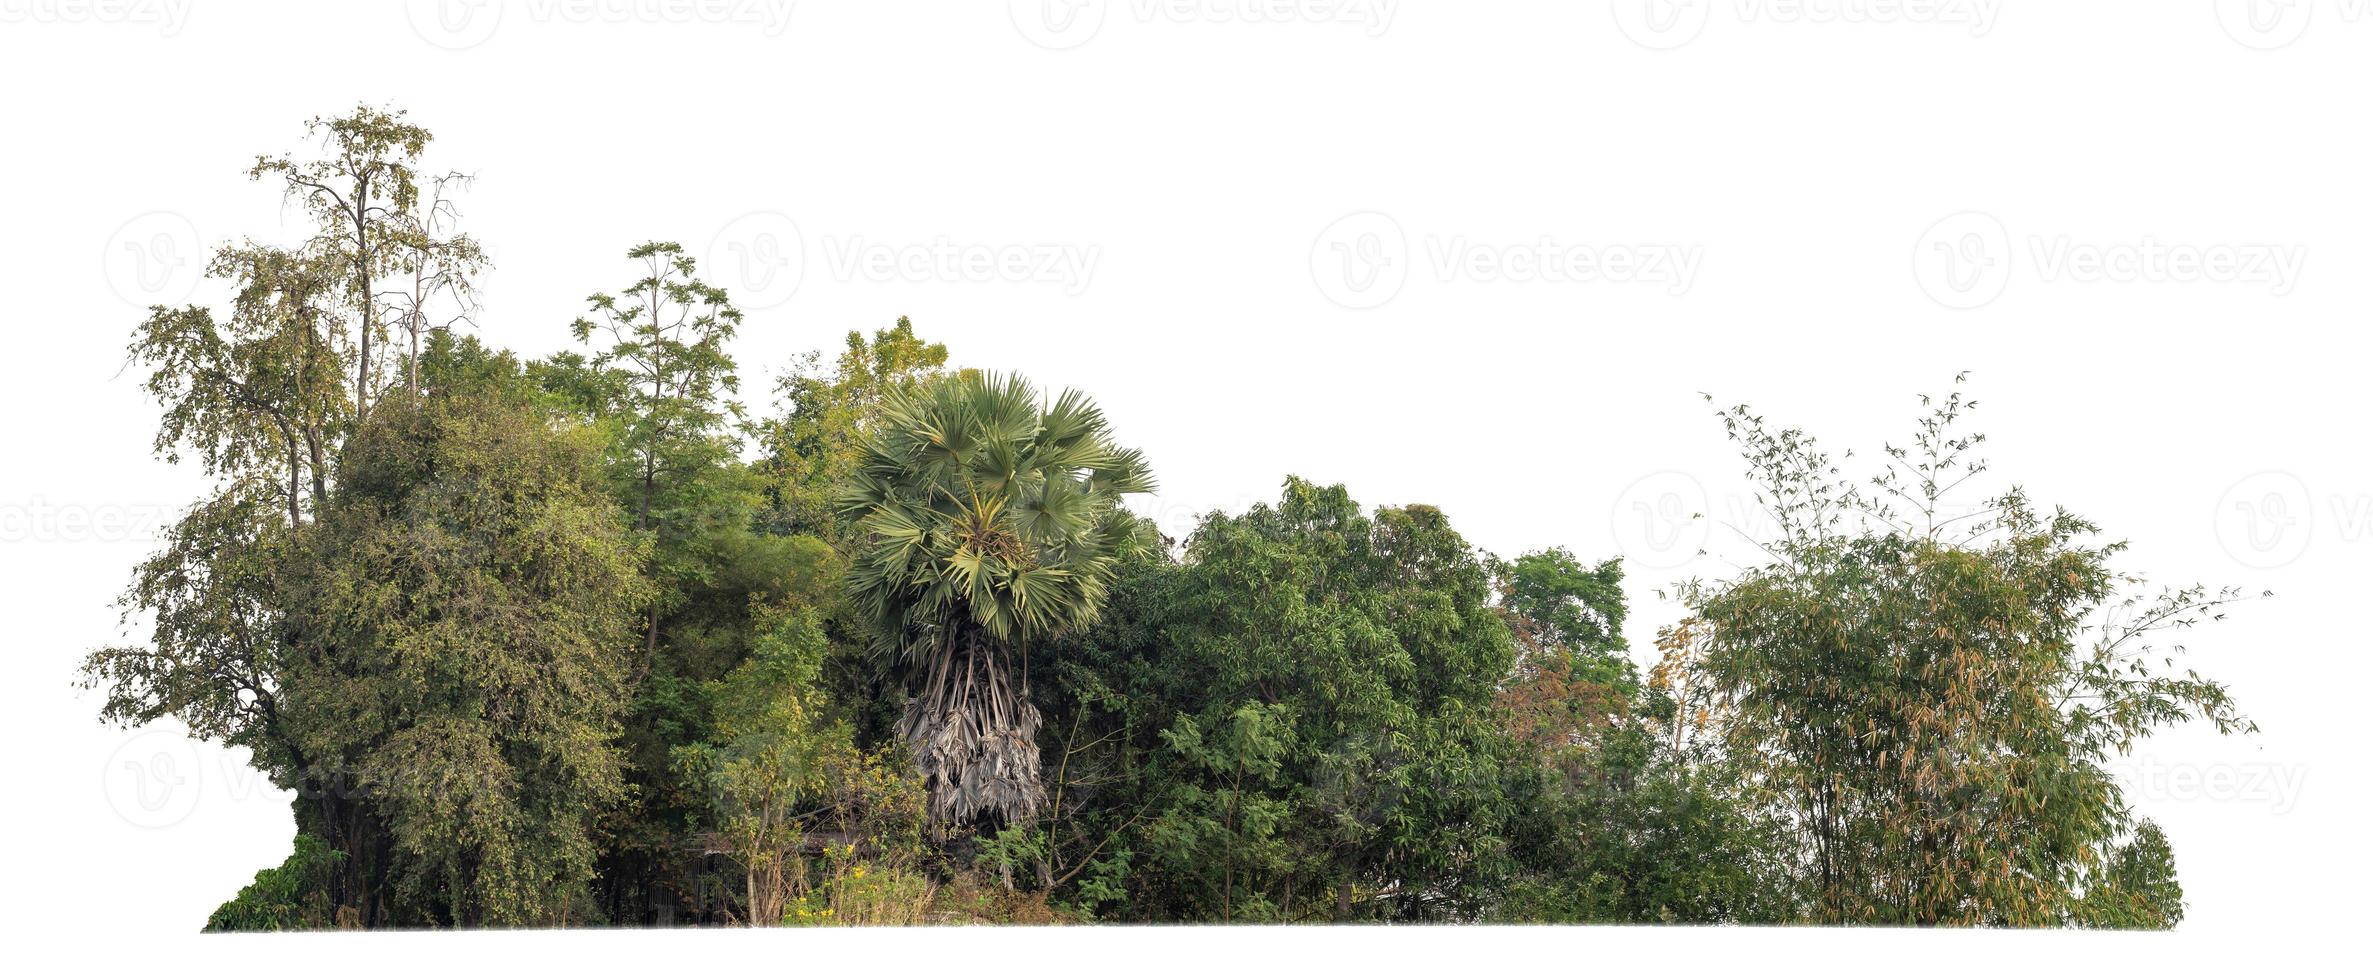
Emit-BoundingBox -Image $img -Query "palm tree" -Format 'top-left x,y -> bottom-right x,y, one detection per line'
840,371 -> 1155,827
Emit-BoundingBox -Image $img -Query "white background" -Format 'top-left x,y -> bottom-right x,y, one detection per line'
1,0 -> 2362,972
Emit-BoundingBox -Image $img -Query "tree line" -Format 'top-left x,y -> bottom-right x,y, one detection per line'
83,107 -> 2253,929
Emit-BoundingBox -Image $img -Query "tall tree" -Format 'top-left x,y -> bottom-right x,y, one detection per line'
276,337 -> 649,925
568,240 -> 744,658
1662,379 -> 2255,926
250,104 -> 478,416
840,372 -> 1155,828
88,107 -> 485,924
555,241 -> 766,922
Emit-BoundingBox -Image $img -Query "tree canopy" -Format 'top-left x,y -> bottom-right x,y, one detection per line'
85,109 -> 2256,931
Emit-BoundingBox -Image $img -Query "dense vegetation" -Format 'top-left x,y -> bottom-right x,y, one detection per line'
84,108 -> 2254,929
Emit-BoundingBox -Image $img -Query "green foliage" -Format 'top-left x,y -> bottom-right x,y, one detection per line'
840,371 -> 1155,827
759,316 -> 951,541
82,488 -> 297,769
1498,722 -> 1798,924
674,608 -> 847,924
1501,547 -> 1630,669
554,242 -> 835,924
565,239 -> 747,656
1034,480 -> 1540,923
125,247 -> 348,524
276,348 -> 651,926
1141,702 -> 1302,922
843,371 -> 1155,652
791,843 -> 937,926
1157,480 -> 1532,921
568,240 -> 744,534
205,834 -> 347,932
249,103 -> 482,412
87,107 -> 2262,932
2073,821 -> 2186,929
1664,379 -> 2252,926
1491,550 -> 1795,924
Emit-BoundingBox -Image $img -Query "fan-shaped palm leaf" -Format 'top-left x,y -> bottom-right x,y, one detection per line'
838,371 -> 1154,827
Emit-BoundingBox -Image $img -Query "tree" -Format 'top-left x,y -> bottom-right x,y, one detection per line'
87,107 -> 490,926
758,316 -> 951,541
1150,480 -> 1534,921
558,243 -> 860,923
840,372 -> 1155,828
1497,722 -> 1798,924
250,104 -> 480,415
125,247 -> 349,527
1500,548 -> 1630,669
90,104 -> 2274,932
1661,379 -> 2255,926
569,240 -> 745,662
675,609 -> 848,925
1480,546 -> 1800,925
83,489 -> 304,785
90,109 -> 478,759
274,337 -> 651,926
1493,547 -> 1635,785
1032,480 -> 1543,923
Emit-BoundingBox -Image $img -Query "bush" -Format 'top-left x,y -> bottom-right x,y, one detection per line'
788,843 -> 936,926
204,834 -> 346,932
